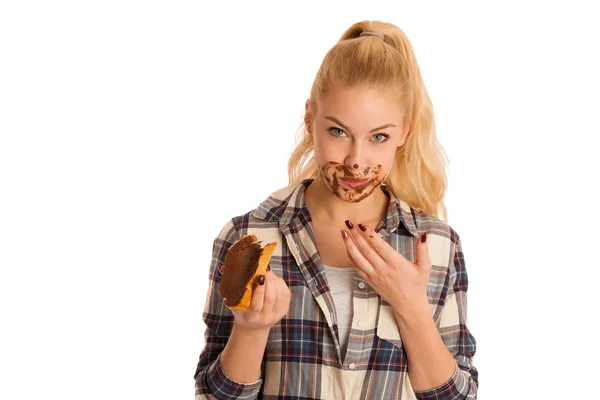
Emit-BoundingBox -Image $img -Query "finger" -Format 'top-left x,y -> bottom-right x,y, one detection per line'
263,271 -> 278,314
416,233 -> 431,272
346,222 -> 386,270
351,262 -> 371,284
357,223 -> 408,265
275,276 -> 290,303
248,275 -> 266,313
341,229 -> 375,276
274,277 -> 291,317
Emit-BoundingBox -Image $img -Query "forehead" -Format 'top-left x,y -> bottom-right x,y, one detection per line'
316,85 -> 405,124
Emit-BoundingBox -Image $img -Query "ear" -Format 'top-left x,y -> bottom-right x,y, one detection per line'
304,100 -> 314,133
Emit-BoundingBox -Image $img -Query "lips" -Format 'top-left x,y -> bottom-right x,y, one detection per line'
340,177 -> 370,189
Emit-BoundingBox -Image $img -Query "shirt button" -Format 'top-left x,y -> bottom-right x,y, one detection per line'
348,363 -> 356,370
356,320 -> 362,328
358,282 -> 366,289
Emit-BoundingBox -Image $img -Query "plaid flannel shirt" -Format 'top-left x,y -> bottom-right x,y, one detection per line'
194,180 -> 478,399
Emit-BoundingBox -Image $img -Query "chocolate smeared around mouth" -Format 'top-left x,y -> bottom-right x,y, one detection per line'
318,161 -> 385,203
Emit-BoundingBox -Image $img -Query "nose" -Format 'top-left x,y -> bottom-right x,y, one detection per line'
343,142 -> 366,172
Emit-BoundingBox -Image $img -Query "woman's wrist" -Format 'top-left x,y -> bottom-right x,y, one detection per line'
220,323 -> 271,384
232,321 -> 272,340
393,295 -> 432,324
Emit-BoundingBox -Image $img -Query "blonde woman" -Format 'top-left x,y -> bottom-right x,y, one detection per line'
195,20 -> 478,399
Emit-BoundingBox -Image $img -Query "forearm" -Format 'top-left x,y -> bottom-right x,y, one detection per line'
394,300 -> 456,392
220,324 -> 270,383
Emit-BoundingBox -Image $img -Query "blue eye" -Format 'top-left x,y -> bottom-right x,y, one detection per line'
329,127 -> 347,137
372,133 -> 389,143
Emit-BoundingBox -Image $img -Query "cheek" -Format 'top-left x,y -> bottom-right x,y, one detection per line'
313,134 -> 338,163
381,148 -> 399,171
313,141 -> 325,164
364,153 -> 396,180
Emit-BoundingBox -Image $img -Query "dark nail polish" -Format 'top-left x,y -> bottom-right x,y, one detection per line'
266,265 -> 271,271
257,275 -> 265,285
358,223 -> 366,232
345,220 -> 353,229
421,233 -> 427,243
341,230 -> 349,239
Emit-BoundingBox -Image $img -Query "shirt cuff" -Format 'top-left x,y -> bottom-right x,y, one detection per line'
205,354 -> 263,399
414,363 -> 469,400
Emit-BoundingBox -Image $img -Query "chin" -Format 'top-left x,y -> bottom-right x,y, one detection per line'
335,187 -> 377,203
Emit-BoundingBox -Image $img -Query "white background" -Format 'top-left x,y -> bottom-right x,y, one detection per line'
1,1 -> 599,399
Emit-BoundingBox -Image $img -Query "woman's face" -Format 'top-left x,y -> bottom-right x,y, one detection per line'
307,85 -> 408,203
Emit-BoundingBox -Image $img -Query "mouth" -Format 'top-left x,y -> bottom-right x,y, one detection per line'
339,177 -> 370,189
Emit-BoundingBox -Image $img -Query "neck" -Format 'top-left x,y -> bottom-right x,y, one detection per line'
304,176 -> 389,225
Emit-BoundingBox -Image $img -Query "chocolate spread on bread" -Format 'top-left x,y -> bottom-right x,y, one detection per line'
220,235 -> 263,308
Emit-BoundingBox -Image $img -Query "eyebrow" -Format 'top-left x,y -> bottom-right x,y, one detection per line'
325,116 -> 396,133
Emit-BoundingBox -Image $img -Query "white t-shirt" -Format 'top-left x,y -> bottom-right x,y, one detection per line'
323,264 -> 355,359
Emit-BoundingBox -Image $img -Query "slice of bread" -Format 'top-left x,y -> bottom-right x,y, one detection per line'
219,234 -> 277,311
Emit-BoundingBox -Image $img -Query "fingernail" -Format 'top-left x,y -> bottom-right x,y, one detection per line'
218,265 -> 225,273
345,220 -> 353,229
257,275 -> 265,285
358,223 -> 366,232
266,265 -> 271,271
421,233 -> 427,243
341,230 -> 349,239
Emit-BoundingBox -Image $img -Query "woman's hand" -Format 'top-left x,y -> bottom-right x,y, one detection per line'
341,221 -> 431,316
218,267 -> 291,383
226,267 -> 292,333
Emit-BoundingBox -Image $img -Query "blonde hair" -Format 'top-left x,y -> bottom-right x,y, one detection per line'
287,20 -> 449,221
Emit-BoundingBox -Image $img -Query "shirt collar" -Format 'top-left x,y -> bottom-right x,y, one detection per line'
251,179 -> 420,237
